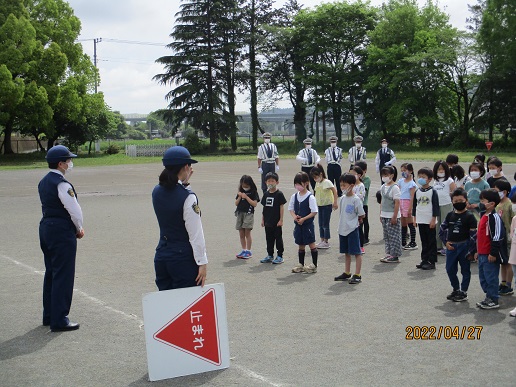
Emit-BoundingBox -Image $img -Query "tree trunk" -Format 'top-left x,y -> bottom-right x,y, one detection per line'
349,93 -> 357,139
249,0 -> 260,150
3,119 -> 15,154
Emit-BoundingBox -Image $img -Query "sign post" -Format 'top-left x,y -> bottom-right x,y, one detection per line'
142,284 -> 230,381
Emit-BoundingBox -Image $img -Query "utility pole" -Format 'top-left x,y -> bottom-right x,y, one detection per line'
93,38 -> 102,93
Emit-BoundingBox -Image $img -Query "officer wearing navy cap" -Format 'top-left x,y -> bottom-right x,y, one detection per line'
152,146 -> 208,290
39,145 -> 84,332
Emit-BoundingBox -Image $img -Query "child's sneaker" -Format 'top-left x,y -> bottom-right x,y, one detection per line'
452,291 -> 468,302
510,307 -> 516,317
272,256 -> 284,264
446,290 -> 460,300
381,256 -> 399,263
403,242 -> 418,250
438,248 -> 447,256
334,272 -> 352,281
236,250 -> 246,258
292,264 -> 305,273
303,263 -> 317,273
260,255 -> 273,263
360,247 -> 365,254
499,285 -> 514,296
240,250 -> 252,259
363,239 -> 370,246
348,274 -> 362,284
317,241 -> 330,249
479,298 -> 499,309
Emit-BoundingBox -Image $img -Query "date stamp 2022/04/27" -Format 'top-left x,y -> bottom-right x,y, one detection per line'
405,326 -> 483,340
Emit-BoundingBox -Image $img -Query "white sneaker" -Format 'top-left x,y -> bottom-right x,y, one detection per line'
304,263 -> 317,273
318,241 -> 330,249
315,241 -> 325,248
292,264 -> 305,273
510,307 -> 516,317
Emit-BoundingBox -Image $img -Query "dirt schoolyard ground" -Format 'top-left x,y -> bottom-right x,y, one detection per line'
1,158 -> 515,386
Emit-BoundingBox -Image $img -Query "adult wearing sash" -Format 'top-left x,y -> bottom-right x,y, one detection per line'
325,135 -> 343,197
257,132 -> 279,194
348,135 -> 367,169
296,138 -> 320,191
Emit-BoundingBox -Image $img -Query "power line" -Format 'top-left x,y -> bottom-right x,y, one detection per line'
76,37 -> 166,46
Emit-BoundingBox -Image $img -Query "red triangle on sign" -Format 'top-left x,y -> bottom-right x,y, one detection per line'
153,288 -> 221,365
485,141 -> 493,151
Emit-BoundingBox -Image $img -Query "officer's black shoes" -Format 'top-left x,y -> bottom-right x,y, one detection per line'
51,322 -> 80,332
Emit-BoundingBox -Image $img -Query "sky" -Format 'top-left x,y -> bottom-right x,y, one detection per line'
67,0 -> 474,115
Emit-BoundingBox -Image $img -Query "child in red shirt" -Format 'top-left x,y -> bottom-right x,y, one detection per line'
476,189 -> 508,309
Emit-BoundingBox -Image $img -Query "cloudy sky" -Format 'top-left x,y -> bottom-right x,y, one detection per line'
67,0 -> 474,115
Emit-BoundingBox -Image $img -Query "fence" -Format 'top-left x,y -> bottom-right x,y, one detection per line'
0,138 -> 39,154
125,144 -> 174,157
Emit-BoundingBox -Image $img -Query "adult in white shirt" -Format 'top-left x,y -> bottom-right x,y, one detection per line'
39,145 -> 84,332
348,135 -> 367,168
325,135 -> 343,196
296,138 -> 320,191
257,132 -> 279,193
375,138 -> 397,183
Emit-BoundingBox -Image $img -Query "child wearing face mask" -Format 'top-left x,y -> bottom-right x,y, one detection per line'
260,172 -> 287,264
433,160 -> 457,255
289,172 -> 319,273
465,162 -> 490,219
475,189 -> 508,309
509,195 -> 516,316
235,175 -> 260,259
334,173 -> 365,284
439,188 -> 478,302
398,163 -> 418,250
413,168 -> 440,270
379,166 -> 403,263
494,179 -> 515,296
349,166 -> 366,253
486,157 -> 508,188
310,165 -> 338,249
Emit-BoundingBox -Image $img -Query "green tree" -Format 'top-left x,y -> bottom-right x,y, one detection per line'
262,0 -> 308,141
295,1 -> 377,141
477,0 -> 516,139
0,0 -> 99,153
155,0 -> 232,152
364,0 -> 457,145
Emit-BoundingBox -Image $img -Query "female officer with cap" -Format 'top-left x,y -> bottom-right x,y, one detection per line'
39,145 -> 84,332
152,146 -> 208,290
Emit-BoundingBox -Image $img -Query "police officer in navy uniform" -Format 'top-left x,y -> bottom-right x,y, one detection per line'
152,146 -> 208,290
39,145 -> 84,332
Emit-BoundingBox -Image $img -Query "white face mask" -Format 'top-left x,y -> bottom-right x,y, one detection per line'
355,143 -> 362,148
381,143 -> 387,148
437,172 -> 445,178
66,160 -> 73,171
382,176 -> 391,184
264,139 -> 270,144
305,145 -> 311,149
470,171 -> 480,179
330,143 -> 336,148
489,169 -> 498,176
498,191 -> 505,199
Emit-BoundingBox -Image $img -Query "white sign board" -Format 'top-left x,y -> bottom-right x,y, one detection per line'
142,283 -> 230,381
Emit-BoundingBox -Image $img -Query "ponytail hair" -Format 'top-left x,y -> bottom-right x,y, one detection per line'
158,164 -> 186,188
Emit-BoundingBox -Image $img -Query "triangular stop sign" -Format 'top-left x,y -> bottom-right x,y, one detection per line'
153,288 -> 221,365
485,141 -> 493,151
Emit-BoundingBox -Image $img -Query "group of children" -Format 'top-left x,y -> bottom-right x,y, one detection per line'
233,151 -> 516,312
